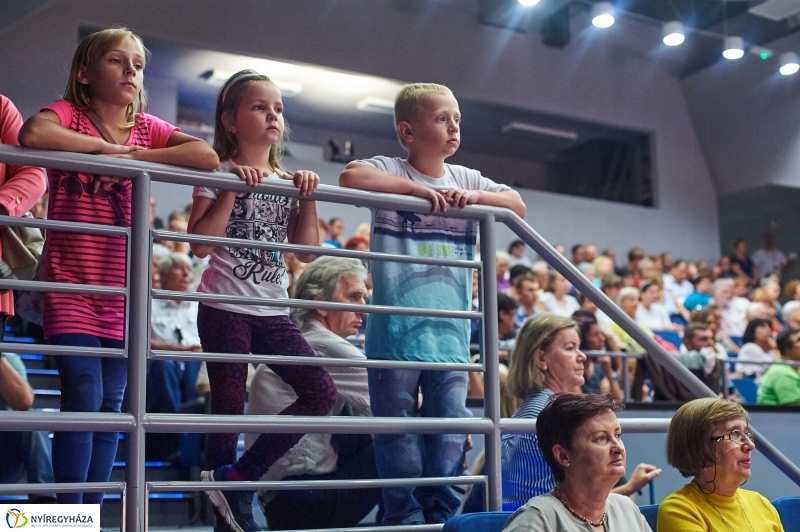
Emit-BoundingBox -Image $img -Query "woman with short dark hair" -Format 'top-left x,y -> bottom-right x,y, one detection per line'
503,393 -> 652,531
659,398 -> 783,530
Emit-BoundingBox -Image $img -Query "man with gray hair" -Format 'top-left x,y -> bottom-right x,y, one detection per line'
246,256 -> 380,530
146,253 -> 203,463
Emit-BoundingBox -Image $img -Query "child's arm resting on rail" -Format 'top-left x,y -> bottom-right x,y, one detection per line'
443,188 -> 526,218
112,131 -> 219,171
286,170 -> 320,263
18,110 -> 138,155
339,161 -> 447,212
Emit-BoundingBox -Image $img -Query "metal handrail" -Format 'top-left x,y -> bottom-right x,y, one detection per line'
1,144 -> 799,531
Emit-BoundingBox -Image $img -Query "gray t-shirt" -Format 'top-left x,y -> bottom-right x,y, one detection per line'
503,492 -> 653,532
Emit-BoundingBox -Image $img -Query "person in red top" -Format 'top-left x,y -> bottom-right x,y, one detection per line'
19,27 -> 218,505
0,95 -> 47,323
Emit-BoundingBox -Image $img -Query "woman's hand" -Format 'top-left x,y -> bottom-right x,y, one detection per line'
597,356 -> 614,375
618,463 -> 662,495
232,165 -> 269,187
283,170 -> 320,196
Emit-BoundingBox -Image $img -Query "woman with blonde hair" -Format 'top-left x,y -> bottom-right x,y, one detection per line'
501,313 -> 658,510
659,398 -> 783,530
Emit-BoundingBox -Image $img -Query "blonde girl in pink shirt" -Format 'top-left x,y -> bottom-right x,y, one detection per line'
19,27 -> 218,505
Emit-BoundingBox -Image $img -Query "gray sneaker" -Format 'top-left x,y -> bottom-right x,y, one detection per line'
201,465 -> 261,532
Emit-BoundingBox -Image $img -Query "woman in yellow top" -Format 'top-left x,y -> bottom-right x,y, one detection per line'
658,398 -> 784,531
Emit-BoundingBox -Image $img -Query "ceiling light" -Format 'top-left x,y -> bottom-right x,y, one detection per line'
723,36 -> 745,60
356,97 -> 395,115
501,121 -> 578,141
591,2 -> 615,28
518,0 -> 540,5
662,21 -> 685,46
199,69 -> 303,97
779,52 -> 800,75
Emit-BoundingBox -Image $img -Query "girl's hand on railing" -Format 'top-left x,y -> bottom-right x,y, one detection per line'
101,143 -> 144,156
232,165 -> 268,187
284,170 -> 320,196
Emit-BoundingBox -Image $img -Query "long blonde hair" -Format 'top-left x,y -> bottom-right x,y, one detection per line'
64,28 -> 149,127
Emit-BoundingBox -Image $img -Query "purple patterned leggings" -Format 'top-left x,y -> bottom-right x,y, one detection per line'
197,304 -> 337,481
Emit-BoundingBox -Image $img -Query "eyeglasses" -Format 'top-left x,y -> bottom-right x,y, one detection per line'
711,429 -> 754,445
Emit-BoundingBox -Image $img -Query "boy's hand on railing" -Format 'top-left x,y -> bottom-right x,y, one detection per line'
443,188 -> 479,209
411,184 -> 447,212
284,170 -> 320,196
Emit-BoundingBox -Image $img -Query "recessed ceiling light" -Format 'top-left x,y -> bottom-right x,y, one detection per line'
198,69 -> 303,97
591,2 -> 615,28
662,21 -> 685,46
355,97 -> 395,115
723,36 -> 745,60
779,52 -> 800,75
518,0 -> 540,5
501,121 -> 578,141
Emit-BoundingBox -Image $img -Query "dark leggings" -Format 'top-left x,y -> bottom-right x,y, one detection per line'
197,304 -> 337,481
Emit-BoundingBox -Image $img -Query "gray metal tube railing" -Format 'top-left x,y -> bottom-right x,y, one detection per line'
155,229 -> 482,269
0,411 -> 135,431
126,171 -> 152,532
154,289 -> 480,319
1,145 -> 799,528
150,349 -> 483,372
143,414 -> 495,434
0,342 -> 125,358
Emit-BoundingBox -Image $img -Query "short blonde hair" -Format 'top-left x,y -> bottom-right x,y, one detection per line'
507,313 -> 578,399
394,83 -> 453,125
394,83 -> 453,146
666,398 -> 749,478
64,28 -> 149,127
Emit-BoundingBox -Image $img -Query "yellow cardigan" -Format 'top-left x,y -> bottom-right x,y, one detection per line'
658,481 -> 783,532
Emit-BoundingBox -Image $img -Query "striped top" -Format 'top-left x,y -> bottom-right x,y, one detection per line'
42,100 -> 177,340
501,388 -> 555,511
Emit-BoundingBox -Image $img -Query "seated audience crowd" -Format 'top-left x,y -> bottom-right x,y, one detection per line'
0,29 -> 797,531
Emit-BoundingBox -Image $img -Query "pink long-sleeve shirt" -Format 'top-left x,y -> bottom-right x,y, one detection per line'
0,95 -> 47,316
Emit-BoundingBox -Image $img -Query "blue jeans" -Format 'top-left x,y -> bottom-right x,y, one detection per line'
0,430 -> 55,500
49,334 -> 127,504
368,368 -> 470,525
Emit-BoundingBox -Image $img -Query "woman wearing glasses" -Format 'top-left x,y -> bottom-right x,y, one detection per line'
659,398 -> 784,531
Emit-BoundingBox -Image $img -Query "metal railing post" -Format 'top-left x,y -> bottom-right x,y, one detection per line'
126,171 -> 151,532
480,214 -> 502,511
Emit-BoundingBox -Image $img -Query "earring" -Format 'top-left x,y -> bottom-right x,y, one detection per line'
566,461 -> 570,467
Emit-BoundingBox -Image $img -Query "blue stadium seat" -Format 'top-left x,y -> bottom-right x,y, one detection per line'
639,504 -> 658,530
731,378 -> 758,404
653,330 -> 682,350
670,315 -> 688,327
772,497 -> 800,532
730,336 -> 743,347
443,512 -> 512,532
